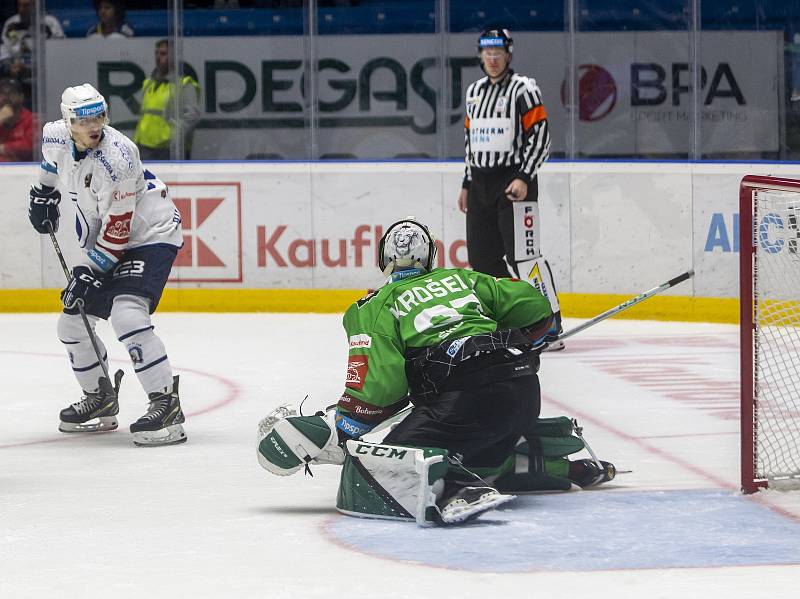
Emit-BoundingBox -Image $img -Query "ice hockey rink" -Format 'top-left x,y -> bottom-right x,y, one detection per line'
2,312 -> 799,599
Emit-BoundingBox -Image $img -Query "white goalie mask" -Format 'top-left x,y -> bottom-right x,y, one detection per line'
60,84 -> 109,132
378,218 -> 437,275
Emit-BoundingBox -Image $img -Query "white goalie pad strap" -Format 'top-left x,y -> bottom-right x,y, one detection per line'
512,201 -> 541,262
256,405 -> 343,476
337,440 -> 448,527
518,256 -> 561,313
311,410 -> 346,466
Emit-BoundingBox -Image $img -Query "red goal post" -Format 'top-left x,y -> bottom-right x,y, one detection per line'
739,175 -> 800,494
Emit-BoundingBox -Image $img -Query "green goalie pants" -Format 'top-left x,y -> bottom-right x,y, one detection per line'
383,351 -> 541,491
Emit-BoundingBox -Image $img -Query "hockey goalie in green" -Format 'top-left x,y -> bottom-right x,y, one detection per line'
257,218 -> 615,526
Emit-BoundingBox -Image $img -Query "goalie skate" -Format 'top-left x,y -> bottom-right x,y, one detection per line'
568,458 -> 616,488
438,486 -> 515,525
130,375 -> 187,447
542,339 -> 565,352
58,371 -> 123,433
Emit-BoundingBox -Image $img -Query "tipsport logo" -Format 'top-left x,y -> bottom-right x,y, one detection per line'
169,182 -> 243,283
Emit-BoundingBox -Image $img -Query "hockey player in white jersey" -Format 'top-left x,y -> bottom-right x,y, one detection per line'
28,83 -> 187,447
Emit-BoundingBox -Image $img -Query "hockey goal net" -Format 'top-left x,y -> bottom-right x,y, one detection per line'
740,175 -> 800,493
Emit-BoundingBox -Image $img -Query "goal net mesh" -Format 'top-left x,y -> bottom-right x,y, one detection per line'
752,188 -> 800,483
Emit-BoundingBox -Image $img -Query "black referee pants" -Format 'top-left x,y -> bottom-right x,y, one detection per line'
466,166 -> 539,278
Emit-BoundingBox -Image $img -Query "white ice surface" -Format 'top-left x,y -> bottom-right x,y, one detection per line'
1,314 -> 799,598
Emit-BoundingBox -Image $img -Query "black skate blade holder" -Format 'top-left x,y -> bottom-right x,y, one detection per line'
98,369 -> 125,399
47,224 -> 125,399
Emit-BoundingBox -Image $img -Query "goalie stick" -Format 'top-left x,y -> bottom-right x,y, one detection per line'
48,225 -> 123,397
556,269 -> 695,343
370,268 -> 696,435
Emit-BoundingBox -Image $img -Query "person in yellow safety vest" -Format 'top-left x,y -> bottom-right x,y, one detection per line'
134,39 -> 200,160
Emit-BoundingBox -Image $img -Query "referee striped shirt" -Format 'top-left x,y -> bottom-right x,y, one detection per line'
462,69 -> 551,188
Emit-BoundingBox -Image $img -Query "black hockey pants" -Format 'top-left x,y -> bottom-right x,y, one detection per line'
384,350 -> 541,471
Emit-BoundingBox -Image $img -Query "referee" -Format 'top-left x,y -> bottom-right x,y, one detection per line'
457,27 -> 564,349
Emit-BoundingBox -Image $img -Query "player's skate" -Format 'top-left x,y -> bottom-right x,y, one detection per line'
130,375 -> 187,447
59,372 -> 123,433
568,458 -> 616,488
542,338 -> 565,352
438,486 -> 515,525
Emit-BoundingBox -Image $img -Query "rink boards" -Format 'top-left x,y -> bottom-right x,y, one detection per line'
2,160 -> 798,323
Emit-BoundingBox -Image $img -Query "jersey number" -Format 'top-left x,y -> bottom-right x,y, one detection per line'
413,293 -> 485,333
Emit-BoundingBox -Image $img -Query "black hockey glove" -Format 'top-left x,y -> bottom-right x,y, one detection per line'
29,185 -> 61,234
61,266 -> 104,310
522,314 -> 556,350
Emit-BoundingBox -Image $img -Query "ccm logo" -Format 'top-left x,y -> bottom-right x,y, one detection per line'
354,444 -> 408,459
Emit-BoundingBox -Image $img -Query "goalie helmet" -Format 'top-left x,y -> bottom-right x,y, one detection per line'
378,218 -> 437,274
60,84 -> 109,129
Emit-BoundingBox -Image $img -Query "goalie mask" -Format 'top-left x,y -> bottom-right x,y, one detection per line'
60,84 -> 109,145
378,219 -> 437,275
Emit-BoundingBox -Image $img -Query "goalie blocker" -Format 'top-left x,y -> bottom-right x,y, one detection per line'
256,405 -> 615,527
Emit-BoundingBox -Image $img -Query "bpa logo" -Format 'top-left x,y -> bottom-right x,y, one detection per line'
561,64 -> 617,122
169,182 -> 243,283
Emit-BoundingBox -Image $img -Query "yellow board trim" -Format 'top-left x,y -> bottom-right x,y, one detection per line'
0,289 -> 740,323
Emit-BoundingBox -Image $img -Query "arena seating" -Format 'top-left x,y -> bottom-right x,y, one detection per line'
47,1 -> 800,38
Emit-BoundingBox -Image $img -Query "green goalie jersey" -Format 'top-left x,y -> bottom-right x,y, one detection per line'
334,267 -> 552,439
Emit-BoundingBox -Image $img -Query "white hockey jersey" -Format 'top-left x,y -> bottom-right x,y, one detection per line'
39,121 -> 183,273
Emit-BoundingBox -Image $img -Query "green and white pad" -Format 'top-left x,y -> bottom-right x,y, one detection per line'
495,416 -> 587,493
256,405 -> 344,476
336,440 -> 449,527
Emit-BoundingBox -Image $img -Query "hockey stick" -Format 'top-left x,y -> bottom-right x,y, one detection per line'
47,225 -> 123,396
555,269 -> 695,342
370,269 -> 695,435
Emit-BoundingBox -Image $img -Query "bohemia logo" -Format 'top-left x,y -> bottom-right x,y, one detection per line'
561,64 -> 617,122
170,182 -> 242,283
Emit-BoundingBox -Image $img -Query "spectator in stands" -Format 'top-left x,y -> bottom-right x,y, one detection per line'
0,77 -> 32,161
134,38 -> 200,161
0,0 -> 64,107
87,0 -> 134,39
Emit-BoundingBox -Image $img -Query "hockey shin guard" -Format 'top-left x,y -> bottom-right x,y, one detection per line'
57,312 -> 109,392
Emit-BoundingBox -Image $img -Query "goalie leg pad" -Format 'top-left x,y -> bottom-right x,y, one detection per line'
498,417 -> 617,492
256,405 -> 344,476
336,440 -> 448,527
495,416 -> 601,493
516,416 -> 586,459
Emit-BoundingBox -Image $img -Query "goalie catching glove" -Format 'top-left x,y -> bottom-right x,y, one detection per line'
256,404 -> 345,476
